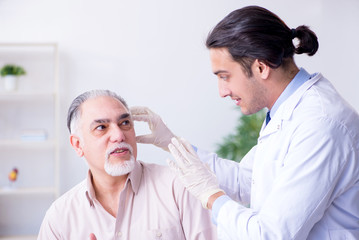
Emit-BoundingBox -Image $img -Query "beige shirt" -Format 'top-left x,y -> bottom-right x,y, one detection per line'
38,160 -> 217,239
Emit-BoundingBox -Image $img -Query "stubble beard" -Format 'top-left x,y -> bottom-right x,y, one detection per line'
245,76 -> 268,115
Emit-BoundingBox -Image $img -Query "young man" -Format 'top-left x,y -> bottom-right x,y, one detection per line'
131,6 -> 359,240
37,90 -> 217,239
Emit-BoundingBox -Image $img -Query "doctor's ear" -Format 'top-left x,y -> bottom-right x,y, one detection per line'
253,59 -> 270,79
70,134 -> 84,157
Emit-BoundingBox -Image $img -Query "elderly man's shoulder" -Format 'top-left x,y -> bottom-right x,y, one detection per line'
138,160 -> 174,177
137,160 -> 183,186
40,179 -> 88,224
49,180 -> 87,210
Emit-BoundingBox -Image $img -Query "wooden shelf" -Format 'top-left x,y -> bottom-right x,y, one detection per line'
0,92 -> 56,101
0,236 -> 37,240
0,139 -> 55,148
0,43 -> 59,237
0,187 -> 56,196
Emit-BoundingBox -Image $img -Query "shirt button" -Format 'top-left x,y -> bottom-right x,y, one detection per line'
156,231 -> 162,237
117,232 -> 122,237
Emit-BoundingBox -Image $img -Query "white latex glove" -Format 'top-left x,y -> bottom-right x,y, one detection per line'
167,137 -> 224,209
130,106 -> 175,152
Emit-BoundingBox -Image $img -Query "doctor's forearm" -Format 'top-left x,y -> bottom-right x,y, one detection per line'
207,191 -> 226,209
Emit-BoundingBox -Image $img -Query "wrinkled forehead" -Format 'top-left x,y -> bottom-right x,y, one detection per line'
80,96 -> 130,120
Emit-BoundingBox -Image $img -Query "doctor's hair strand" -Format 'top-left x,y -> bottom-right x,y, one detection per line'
206,5 -> 319,76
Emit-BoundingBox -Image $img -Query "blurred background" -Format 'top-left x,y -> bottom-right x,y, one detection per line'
0,0 -> 358,238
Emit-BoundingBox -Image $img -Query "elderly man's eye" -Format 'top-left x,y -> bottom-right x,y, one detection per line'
95,125 -> 106,130
120,120 -> 132,130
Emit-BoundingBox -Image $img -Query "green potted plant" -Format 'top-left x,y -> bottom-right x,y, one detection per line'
0,64 -> 26,91
216,109 -> 265,162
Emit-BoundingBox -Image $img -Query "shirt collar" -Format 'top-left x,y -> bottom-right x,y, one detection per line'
269,68 -> 312,119
86,170 -> 96,206
127,160 -> 142,195
84,160 -> 143,207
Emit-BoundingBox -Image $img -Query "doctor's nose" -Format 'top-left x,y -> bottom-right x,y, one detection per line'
109,126 -> 126,142
218,81 -> 231,98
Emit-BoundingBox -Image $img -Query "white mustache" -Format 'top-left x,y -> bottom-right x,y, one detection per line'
106,142 -> 133,157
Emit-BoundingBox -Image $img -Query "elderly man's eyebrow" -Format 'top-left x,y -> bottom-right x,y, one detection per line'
90,113 -> 131,128
118,113 -> 130,120
90,119 -> 109,129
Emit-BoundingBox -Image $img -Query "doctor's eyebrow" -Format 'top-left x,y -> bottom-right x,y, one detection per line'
214,70 -> 229,75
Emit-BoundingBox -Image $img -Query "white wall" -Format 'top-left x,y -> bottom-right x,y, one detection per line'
0,0 -> 358,194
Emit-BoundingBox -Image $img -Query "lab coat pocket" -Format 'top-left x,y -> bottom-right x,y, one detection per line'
329,229 -> 359,240
273,157 -> 285,170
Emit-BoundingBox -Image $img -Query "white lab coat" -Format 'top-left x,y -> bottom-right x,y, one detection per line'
197,73 -> 359,239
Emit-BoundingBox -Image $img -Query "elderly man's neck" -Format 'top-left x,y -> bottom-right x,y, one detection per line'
91,171 -> 129,217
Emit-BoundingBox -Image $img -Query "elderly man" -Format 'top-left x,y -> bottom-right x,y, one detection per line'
37,89 -> 216,239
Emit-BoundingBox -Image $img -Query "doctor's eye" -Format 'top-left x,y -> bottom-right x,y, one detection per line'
218,75 -> 229,81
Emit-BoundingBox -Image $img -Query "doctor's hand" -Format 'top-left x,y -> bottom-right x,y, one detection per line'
130,106 -> 175,152
167,137 -> 225,209
89,233 -> 97,240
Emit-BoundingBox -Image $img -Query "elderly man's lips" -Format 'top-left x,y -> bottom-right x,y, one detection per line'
111,148 -> 129,155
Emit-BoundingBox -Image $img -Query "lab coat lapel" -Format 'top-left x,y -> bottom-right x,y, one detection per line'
251,75 -> 322,208
259,117 -> 282,137
259,74 -> 321,139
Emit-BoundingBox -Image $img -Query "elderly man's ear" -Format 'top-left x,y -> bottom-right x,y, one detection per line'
70,134 -> 84,157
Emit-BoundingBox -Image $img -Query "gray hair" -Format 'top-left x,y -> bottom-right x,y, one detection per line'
67,89 -> 129,134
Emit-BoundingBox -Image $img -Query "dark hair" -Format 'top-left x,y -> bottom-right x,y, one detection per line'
206,6 -> 319,76
67,89 -> 129,134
